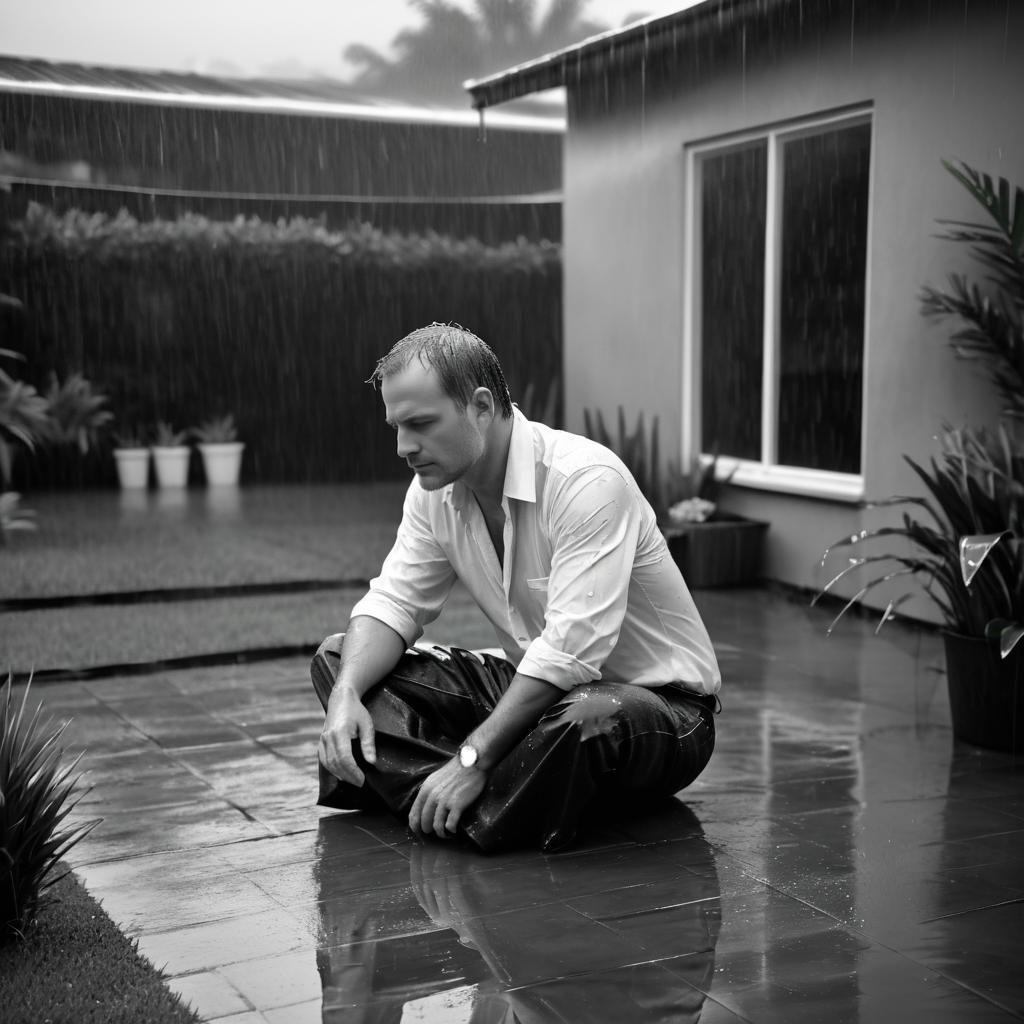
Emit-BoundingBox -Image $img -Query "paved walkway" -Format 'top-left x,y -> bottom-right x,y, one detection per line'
7,487 -> 1024,1022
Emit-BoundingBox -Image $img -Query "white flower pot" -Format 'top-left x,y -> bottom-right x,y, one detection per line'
151,445 -> 191,488
113,447 -> 150,489
198,441 -> 245,487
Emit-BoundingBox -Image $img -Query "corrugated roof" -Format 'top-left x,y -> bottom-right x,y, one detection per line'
0,54 -> 564,131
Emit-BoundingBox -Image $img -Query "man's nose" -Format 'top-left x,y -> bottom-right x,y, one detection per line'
396,427 -> 419,459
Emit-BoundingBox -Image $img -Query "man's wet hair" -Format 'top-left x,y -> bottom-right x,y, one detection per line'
370,322 -> 514,419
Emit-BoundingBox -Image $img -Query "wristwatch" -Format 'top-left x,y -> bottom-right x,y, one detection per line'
458,742 -> 480,769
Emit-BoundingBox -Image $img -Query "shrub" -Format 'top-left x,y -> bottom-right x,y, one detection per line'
0,678 -> 99,942
42,371 -> 113,454
2,204 -> 562,486
0,355 -> 49,488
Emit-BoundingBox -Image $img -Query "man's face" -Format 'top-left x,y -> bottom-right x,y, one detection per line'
381,360 -> 486,491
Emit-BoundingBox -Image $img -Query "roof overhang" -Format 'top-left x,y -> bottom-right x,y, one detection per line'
464,0 -> 792,110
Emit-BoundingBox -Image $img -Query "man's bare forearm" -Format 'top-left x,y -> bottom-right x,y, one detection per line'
333,615 -> 407,698
464,672 -> 564,771
407,670 -> 566,836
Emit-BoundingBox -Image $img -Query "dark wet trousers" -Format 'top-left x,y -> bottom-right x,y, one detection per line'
310,635 -> 717,853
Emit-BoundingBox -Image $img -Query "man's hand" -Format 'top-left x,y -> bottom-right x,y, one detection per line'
318,686 -> 376,786
409,757 -> 487,838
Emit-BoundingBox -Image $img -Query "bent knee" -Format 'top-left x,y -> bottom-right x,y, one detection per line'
316,632 -> 346,660
546,685 -> 630,740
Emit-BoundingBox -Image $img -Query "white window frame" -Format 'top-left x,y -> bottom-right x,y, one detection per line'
682,107 -> 873,503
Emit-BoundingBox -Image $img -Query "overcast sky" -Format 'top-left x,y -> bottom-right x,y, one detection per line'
1,0 -> 700,79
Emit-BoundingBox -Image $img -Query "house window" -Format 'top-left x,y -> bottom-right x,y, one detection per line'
688,111 -> 871,499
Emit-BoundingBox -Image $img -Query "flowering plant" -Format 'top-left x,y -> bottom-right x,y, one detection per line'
667,496 -> 718,524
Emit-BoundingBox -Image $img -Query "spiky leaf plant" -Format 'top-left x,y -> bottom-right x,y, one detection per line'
583,405 -> 664,513
817,425 -> 1024,656
0,678 -> 98,942
819,163 -> 1024,657
517,374 -> 560,428
152,421 -> 188,447
192,413 -> 238,444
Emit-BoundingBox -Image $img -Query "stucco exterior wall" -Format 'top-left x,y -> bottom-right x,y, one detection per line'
561,2 -> 1024,618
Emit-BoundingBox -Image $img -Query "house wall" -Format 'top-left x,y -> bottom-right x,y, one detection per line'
561,1 -> 1024,618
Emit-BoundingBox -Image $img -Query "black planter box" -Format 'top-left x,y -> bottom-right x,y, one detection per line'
943,631 -> 1024,754
662,515 -> 769,588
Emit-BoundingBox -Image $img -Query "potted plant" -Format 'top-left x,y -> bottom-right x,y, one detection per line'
818,426 -> 1024,752
150,421 -> 190,489
40,370 -> 113,487
1,341 -> 49,530
1,292 -> 112,495
192,414 -> 244,487
660,454 -> 766,589
582,406 -> 768,587
111,428 -> 150,490
0,490 -> 36,545
1,345 -> 48,480
817,161 -> 1024,753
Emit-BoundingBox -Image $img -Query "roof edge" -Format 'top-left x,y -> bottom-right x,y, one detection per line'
464,0 -> 784,110
0,57 -> 565,131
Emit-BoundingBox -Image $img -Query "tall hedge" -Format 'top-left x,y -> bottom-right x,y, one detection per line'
1,204 -> 562,487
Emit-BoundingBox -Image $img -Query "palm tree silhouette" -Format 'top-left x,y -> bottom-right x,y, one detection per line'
344,0 -> 610,106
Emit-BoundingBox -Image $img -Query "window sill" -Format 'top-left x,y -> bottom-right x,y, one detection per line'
707,457 -> 864,503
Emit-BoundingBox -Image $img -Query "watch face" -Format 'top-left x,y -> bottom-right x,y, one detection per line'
459,744 -> 478,768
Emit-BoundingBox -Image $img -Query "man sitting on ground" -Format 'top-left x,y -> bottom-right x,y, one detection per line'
312,322 -> 721,852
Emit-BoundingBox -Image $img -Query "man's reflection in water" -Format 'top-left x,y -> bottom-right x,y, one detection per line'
314,802 -> 721,1023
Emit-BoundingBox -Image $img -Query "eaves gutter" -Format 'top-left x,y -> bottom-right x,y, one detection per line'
464,0 -> 806,110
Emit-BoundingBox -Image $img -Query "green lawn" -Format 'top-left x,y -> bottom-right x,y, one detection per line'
0,870 -> 201,1024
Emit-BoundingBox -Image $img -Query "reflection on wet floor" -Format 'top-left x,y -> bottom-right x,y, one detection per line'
314,806 -> 719,1022
29,588 -> 1024,1023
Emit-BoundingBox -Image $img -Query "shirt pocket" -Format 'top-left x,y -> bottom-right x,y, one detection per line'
526,576 -> 550,591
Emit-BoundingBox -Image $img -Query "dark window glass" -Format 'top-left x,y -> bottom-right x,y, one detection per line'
700,142 -> 766,460
777,122 -> 870,472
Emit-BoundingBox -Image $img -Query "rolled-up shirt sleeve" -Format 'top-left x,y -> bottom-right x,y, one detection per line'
517,465 -> 640,690
349,481 -> 456,646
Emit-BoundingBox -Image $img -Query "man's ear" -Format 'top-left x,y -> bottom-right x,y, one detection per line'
471,387 -> 495,419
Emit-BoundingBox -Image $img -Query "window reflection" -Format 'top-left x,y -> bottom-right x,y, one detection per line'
778,123 -> 869,473
700,141 -> 767,461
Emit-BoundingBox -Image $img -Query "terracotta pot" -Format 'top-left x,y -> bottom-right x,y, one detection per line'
112,447 -> 150,489
198,441 -> 244,486
150,445 -> 191,488
943,632 -> 1024,754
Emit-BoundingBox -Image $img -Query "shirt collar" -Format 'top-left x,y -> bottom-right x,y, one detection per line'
503,407 -> 537,504
448,406 -> 536,510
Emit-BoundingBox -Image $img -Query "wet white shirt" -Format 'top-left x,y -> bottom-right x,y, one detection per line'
351,409 -> 721,694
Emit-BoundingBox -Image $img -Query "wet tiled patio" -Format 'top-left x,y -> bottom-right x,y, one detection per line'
7,487 -> 1024,1022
